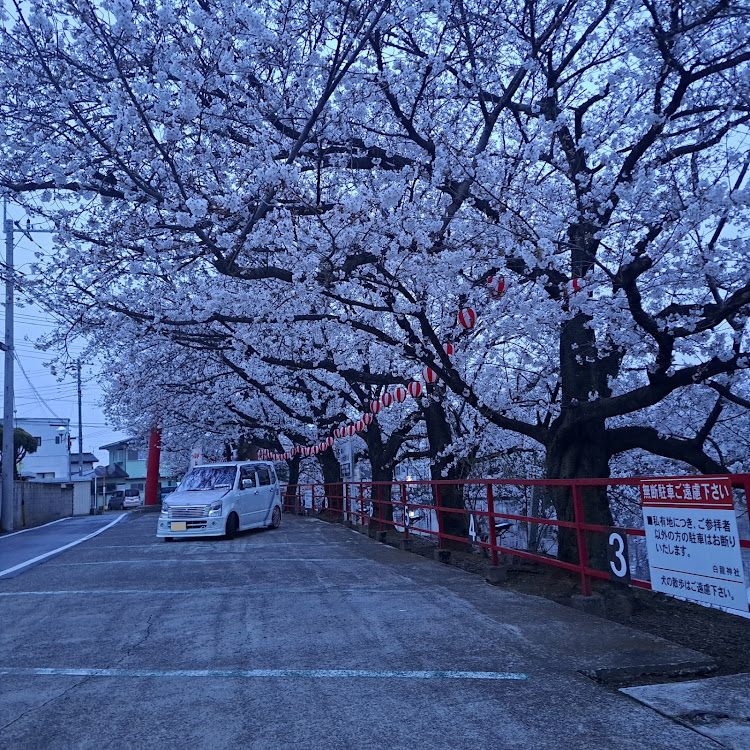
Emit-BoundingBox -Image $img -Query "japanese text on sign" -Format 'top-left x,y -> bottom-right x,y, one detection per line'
640,477 -> 747,614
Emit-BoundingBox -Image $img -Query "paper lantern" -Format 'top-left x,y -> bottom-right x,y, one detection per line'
408,381 -> 422,398
566,278 -> 587,297
487,274 -> 506,299
346,424 -> 355,436
362,413 -> 373,425
355,420 -> 364,432
443,342 -> 454,356
457,307 -> 476,329
370,399 -> 381,414
422,366 -> 438,384
380,392 -> 393,408
394,386 -> 407,403
326,436 -> 334,447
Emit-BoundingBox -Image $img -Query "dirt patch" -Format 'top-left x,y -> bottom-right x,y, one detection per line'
368,525 -> 750,682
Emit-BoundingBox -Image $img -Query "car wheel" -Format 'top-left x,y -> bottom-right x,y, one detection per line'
270,506 -> 281,529
225,513 -> 239,540
164,537 -> 173,543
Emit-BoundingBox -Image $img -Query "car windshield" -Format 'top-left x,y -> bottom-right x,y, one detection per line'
177,466 -> 237,491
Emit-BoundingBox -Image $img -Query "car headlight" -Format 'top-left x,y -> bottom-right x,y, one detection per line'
208,502 -> 222,517
161,502 -> 169,515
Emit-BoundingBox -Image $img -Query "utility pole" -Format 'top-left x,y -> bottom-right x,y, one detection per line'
2,207 -> 14,532
1,204 -> 53,531
77,360 -> 83,475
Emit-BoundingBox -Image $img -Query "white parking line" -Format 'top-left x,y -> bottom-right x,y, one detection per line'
46,558 -> 372,566
0,587 -> 415,597
0,515 -> 127,578
0,666 -> 529,681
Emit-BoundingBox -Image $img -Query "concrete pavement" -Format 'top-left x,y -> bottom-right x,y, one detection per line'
0,513 -> 127,578
0,513 -> 742,749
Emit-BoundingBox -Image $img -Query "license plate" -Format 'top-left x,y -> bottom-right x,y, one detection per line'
170,522 -> 187,531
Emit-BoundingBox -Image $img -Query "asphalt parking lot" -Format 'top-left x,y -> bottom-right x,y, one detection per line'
0,513 -> 734,749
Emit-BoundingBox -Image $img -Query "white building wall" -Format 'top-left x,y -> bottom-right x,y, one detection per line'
15,418 -> 71,480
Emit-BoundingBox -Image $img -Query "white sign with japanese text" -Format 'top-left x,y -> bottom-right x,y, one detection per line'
640,477 -> 747,613
190,446 -> 203,468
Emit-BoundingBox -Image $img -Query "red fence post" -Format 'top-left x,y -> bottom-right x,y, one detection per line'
436,483 -> 444,549
378,484 -> 383,530
402,483 -> 408,541
486,482 -> 498,567
572,482 -> 591,596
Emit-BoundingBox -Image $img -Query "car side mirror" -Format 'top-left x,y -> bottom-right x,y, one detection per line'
241,478 -> 255,490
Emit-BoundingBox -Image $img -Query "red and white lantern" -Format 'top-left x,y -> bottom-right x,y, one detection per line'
370,399 -> 381,414
487,274 -> 506,299
326,436 -> 334,448
362,413 -> 373,425
443,342 -> 454,356
346,424 -> 355,436
394,386 -> 407,403
408,381 -> 422,398
380,392 -> 393,408
457,307 -> 477,329
565,278 -> 587,297
422,367 -> 439,384
355,420 -> 364,432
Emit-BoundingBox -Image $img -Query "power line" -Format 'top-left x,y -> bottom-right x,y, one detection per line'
13,351 -> 61,419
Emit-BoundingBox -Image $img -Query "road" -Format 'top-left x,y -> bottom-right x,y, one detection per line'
0,513 -> 727,749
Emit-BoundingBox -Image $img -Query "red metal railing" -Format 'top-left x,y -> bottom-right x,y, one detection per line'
282,475 -> 750,601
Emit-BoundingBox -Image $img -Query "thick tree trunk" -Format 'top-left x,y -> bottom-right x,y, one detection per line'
545,421 -> 614,569
284,456 -> 301,514
365,424 -> 395,532
317,449 -> 343,520
423,393 -> 470,549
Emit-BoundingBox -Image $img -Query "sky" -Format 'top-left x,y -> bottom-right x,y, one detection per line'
1,201 -> 127,466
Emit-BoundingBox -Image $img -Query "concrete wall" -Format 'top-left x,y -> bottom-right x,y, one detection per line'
13,482 -> 74,529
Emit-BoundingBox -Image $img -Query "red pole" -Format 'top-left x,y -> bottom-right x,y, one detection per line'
486,483 -> 498,567
436,484 -> 444,549
402,483 -> 408,541
144,428 -> 161,506
572,482 -> 591,596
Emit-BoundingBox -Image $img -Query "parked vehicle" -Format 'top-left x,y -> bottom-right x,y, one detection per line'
160,485 -> 177,502
122,488 -> 142,508
156,462 -> 282,542
107,490 -> 125,510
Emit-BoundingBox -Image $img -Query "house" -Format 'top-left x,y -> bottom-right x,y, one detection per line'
70,452 -> 99,475
99,438 -> 178,497
15,417 -> 72,480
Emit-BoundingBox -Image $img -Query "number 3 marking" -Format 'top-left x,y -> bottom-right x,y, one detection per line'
609,532 -> 628,578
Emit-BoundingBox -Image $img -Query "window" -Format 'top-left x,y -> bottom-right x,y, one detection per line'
239,465 -> 256,488
137,450 -> 148,461
127,448 -> 139,461
257,466 -> 271,486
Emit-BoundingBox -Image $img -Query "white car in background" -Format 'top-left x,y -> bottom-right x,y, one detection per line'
122,488 -> 143,508
156,462 -> 282,542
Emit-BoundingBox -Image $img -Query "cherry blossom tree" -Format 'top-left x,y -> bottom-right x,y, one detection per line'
2,0 -> 749,563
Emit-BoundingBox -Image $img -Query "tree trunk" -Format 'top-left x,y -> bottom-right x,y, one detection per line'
284,456 -> 301,514
364,424 -> 395,532
317,449 -> 343,520
423,393 -> 470,549
545,420 -> 613,569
